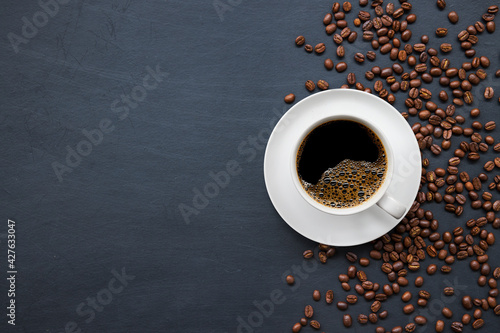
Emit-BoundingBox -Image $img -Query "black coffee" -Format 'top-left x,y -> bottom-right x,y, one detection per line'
296,120 -> 387,208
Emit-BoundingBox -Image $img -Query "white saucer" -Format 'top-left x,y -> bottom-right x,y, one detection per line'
264,89 -> 421,246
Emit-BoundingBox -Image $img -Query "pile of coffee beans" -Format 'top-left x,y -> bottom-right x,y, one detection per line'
284,1 -> 500,332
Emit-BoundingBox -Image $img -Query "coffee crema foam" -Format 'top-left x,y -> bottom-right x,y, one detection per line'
297,120 -> 387,208
301,157 -> 387,208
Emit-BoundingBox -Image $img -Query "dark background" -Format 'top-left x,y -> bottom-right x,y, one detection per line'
1,0 -> 499,332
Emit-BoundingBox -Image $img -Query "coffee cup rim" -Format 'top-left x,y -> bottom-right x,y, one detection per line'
290,114 -> 394,216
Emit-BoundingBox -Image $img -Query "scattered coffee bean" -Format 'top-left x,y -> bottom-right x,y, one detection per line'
448,11 -> 459,23
444,287 -> 454,296
295,36 -> 305,46
472,318 -> 484,329
337,301 -> 348,310
336,62 -> 347,72
403,304 -> 414,314
451,322 -> 463,332
305,80 -> 315,92
304,305 -> 313,318
312,290 -> 321,301
309,320 -> 320,330
325,289 -> 334,304
324,58 -> 334,70
358,314 -> 368,324
314,43 -> 325,54
359,257 -> 370,266
415,316 -> 427,325
317,80 -> 329,90
402,291 -> 412,302
284,94 -> 295,104
485,87 -> 494,99
343,314 -> 352,327
286,275 -> 295,285
346,252 -> 357,262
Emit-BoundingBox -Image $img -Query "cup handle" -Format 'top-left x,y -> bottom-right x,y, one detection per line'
376,193 -> 406,219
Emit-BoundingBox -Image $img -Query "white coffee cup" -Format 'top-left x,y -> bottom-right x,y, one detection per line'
290,114 -> 406,219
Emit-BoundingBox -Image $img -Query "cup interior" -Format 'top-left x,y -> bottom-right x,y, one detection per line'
291,114 -> 394,216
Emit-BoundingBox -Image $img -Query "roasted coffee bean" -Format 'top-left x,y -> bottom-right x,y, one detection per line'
462,295 -> 473,309
336,62 -> 347,72
354,52 -> 365,63
305,80 -> 315,91
337,301 -> 348,310
343,314 -> 352,327
324,58 -> 334,70
402,291 -> 412,302
472,319 -> 484,329
295,36 -> 305,46
359,257 -> 370,266
348,31 -> 357,42
437,0 -> 446,9
346,252 -> 357,262
483,13 -> 495,21
485,87 -> 494,99
314,43 -> 325,54
436,28 -> 448,37
333,34 -> 343,44
346,294 -> 357,304
448,11 -> 459,23
284,93 -> 295,104
436,320 -> 445,332
362,281 -> 373,290
403,304 -> 414,314
458,30 -> 469,41
488,5 -> 499,13
325,290 -> 334,304
485,161 -> 495,171
442,307 -> 453,318
405,323 -> 416,332
339,27 -> 350,39
305,305 -> 313,318
310,320 -> 320,330
304,44 -> 313,52
417,298 -> 427,307
303,250 -> 314,259
414,316 -> 427,325
371,300 -> 381,312
494,267 -> 500,279
286,275 -> 295,285
444,287 -> 454,295
317,80 -> 329,90
415,276 -> 424,287
292,322 -> 302,332
441,265 -> 452,273
485,121 -> 496,131
357,270 -> 367,282
326,23 -> 337,34
313,290 -> 321,301
379,310 -> 388,319
358,314 -> 368,324
451,322 -> 463,332
347,72 -> 356,85
323,13 -> 332,25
